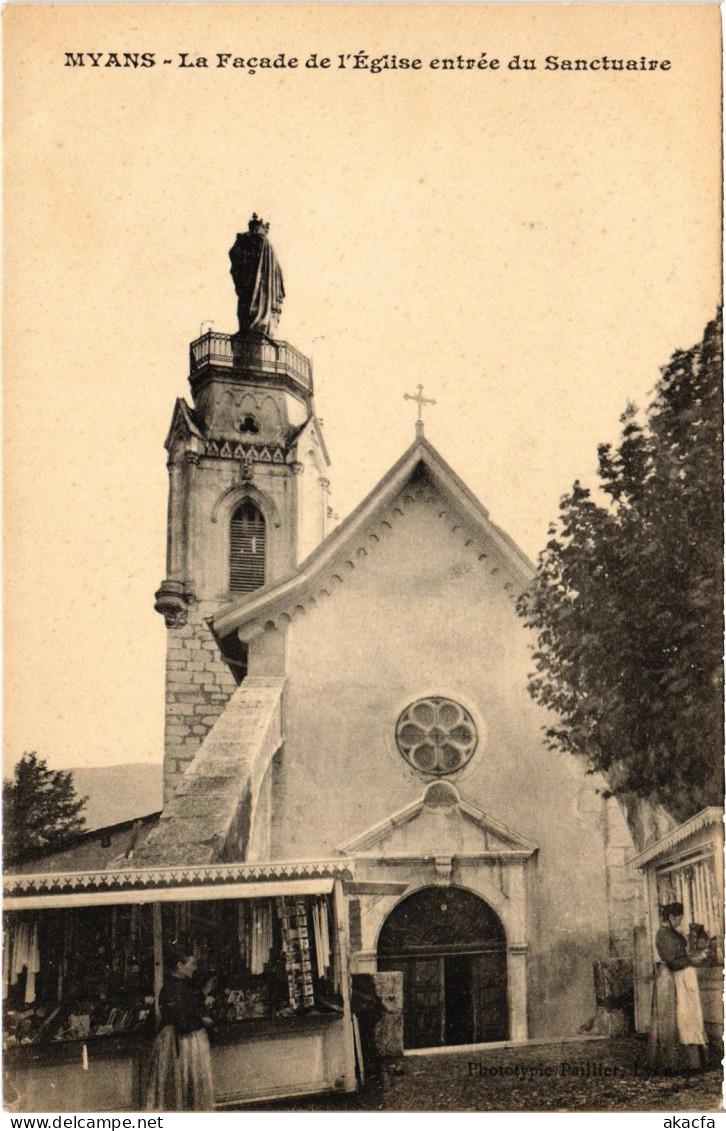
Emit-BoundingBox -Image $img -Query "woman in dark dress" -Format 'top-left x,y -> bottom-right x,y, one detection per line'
647,902 -> 707,1075
146,950 -> 215,1111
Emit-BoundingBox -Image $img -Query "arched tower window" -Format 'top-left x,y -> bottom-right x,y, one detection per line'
229,500 -> 266,593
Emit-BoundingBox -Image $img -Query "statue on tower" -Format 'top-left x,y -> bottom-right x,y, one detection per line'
229,214 -> 285,338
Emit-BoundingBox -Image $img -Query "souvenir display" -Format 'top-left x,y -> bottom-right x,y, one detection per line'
276,897 -> 315,1011
3,894 -> 337,1052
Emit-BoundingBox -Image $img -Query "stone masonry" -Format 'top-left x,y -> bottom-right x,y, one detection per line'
163,599 -> 237,803
136,676 -> 284,866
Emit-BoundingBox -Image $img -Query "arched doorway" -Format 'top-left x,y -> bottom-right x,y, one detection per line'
377,887 -> 508,1049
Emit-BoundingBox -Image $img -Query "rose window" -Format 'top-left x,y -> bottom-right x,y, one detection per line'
395,697 -> 477,775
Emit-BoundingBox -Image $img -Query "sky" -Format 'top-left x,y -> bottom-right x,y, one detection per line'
3,3 -> 722,772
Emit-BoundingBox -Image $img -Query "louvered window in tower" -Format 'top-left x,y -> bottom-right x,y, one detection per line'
229,501 -> 266,593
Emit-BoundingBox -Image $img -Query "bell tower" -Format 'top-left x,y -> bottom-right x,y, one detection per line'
154,217 -> 331,801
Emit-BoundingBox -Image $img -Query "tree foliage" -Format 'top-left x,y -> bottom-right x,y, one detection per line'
3,752 -> 87,863
517,312 -> 723,824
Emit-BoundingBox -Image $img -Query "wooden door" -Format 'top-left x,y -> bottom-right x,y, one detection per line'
406,958 -> 444,1048
472,950 -> 508,1041
444,953 -> 474,1045
378,887 -> 508,1049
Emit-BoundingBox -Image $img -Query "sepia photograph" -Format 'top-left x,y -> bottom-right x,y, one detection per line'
2,2 -> 723,1118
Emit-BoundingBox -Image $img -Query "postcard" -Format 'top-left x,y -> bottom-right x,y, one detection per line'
3,3 -> 722,1119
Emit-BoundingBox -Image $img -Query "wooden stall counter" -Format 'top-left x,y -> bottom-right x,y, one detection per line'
210,1011 -> 352,1106
5,1034 -> 148,1113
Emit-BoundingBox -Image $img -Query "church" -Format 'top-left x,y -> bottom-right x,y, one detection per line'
8,220 -> 724,1112
141,216 -> 641,1048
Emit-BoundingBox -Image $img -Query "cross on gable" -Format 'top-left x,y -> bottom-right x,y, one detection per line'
403,384 -> 436,436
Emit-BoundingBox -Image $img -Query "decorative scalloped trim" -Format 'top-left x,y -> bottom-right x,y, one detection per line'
253,483 -> 523,633
4,858 -> 353,898
629,807 -> 724,868
204,439 -> 287,463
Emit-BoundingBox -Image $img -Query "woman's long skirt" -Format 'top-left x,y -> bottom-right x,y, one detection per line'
673,966 -> 707,1048
146,1026 -> 215,1111
646,964 -> 705,1075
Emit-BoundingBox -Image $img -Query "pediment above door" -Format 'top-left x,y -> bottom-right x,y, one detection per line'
338,781 -> 537,861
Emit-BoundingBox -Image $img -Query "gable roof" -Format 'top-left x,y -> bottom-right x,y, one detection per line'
213,433 -> 535,640
164,398 -> 205,451
133,677 -> 284,867
288,414 -> 331,468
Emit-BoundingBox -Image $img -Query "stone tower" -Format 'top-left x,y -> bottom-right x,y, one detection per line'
154,219 -> 331,801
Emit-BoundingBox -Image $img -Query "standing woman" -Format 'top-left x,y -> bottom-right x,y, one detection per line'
146,947 -> 215,1111
647,902 -> 708,1075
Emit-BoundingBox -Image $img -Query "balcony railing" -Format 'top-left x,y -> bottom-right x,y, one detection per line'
189,331 -> 312,392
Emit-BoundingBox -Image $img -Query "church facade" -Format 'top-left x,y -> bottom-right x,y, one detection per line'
140,225 -> 641,1048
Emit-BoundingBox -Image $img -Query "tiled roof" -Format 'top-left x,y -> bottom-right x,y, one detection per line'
4,812 -> 161,875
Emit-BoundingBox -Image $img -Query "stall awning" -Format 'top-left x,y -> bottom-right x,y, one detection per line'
4,877 -> 335,911
3,858 -> 352,910
628,807 -> 724,869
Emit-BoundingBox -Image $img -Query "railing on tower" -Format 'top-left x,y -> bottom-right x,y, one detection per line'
190,331 -> 234,369
189,331 -> 312,392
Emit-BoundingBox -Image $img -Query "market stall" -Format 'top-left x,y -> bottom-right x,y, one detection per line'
3,861 -> 357,1111
630,807 -> 724,1046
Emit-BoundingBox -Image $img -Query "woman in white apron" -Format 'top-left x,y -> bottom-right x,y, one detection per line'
647,901 -> 707,1075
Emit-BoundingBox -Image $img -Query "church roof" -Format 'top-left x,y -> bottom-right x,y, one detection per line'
213,433 -> 535,641
287,414 -> 331,468
164,397 -> 205,450
133,677 -> 285,867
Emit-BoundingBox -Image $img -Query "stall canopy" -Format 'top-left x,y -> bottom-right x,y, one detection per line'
3,860 -> 350,910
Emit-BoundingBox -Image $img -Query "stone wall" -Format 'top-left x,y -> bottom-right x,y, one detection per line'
162,599 -> 237,803
604,796 -> 644,958
137,677 -> 284,865
352,972 -> 404,1060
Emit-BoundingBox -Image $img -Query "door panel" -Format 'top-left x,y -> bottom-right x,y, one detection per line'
407,958 -> 444,1049
472,950 -> 508,1041
444,954 -> 474,1045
